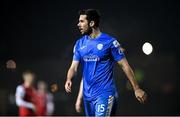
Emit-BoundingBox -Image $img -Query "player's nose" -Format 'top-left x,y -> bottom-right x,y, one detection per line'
77,22 -> 80,27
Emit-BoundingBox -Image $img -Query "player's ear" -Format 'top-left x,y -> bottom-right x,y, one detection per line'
89,21 -> 95,27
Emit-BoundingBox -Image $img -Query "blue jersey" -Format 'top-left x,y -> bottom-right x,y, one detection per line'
73,33 -> 125,101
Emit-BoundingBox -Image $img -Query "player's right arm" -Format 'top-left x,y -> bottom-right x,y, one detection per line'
65,40 -> 81,93
15,85 -> 35,111
65,61 -> 79,93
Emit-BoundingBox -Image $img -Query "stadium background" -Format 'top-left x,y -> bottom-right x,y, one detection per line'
1,0 -> 179,115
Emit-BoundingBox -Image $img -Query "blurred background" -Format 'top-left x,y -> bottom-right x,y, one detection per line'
1,0 -> 179,116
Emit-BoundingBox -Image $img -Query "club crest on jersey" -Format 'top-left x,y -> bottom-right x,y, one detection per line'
97,44 -> 103,50
113,40 -> 120,48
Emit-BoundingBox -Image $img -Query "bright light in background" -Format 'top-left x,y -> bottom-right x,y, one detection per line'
142,42 -> 153,55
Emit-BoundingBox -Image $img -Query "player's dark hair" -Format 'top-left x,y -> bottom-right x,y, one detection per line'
78,9 -> 101,27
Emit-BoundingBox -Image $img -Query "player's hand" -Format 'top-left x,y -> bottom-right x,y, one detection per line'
30,103 -> 36,112
75,98 -> 82,113
135,88 -> 147,104
65,79 -> 72,93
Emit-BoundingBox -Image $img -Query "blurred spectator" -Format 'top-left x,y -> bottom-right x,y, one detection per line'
35,81 -> 54,116
15,70 -> 36,116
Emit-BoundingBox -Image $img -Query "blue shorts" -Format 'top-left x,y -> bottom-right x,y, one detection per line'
83,95 -> 117,116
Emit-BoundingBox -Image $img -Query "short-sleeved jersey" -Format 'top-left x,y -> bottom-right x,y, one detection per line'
35,92 -> 47,116
73,33 -> 125,101
15,85 -> 36,116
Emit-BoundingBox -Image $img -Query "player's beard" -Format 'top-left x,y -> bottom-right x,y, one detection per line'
82,25 -> 92,36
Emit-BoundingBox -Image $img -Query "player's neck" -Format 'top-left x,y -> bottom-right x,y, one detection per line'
24,82 -> 32,88
89,28 -> 101,39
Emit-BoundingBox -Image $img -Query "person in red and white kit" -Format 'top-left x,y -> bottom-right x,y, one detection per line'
35,81 -> 54,116
15,70 -> 36,116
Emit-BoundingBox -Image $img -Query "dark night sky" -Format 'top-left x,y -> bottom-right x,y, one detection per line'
1,0 -> 179,60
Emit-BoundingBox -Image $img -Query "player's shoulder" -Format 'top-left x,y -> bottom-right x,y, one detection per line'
16,85 -> 25,92
17,85 -> 23,89
76,35 -> 86,42
74,35 -> 87,46
101,33 -> 118,43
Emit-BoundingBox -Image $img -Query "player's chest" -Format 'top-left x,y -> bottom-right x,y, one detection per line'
78,41 -> 110,60
24,88 -> 35,101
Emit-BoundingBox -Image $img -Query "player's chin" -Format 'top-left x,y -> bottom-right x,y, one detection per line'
81,31 -> 89,35
80,31 -> 85,35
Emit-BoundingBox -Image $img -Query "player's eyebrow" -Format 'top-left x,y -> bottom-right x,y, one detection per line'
79,19 -> 84,22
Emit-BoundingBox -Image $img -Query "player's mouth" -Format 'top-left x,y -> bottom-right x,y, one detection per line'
79,28 -> 84,32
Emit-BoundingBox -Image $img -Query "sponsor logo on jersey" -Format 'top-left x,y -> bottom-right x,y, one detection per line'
83,55 -> 100,61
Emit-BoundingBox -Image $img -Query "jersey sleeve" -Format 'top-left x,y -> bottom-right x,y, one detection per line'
110,39 -> 125,61
73,41 -> 81,61
15,85 -> 35,110
46,93 -> 54,115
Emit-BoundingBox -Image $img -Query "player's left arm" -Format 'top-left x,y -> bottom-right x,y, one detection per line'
117,58 -> 147,103
75,78 -> 83,113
